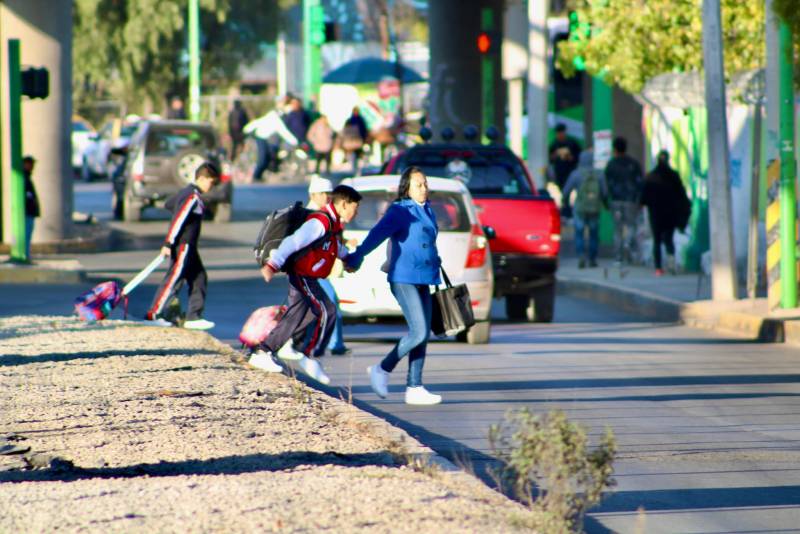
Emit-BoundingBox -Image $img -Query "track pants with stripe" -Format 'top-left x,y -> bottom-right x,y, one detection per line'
262,274 -> 336,357
146,243 -> 207,321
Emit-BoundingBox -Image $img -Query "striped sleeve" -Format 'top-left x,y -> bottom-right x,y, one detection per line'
164,193 -> 198,246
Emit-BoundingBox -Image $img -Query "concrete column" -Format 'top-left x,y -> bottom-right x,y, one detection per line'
1,0 -> 73,245
508,78 -> 524,157
428,0 -> 504,142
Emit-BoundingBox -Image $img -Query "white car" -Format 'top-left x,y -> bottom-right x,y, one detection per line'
71,118 -> 95,173
332,175 -> 495,344
81,119 -> 138,180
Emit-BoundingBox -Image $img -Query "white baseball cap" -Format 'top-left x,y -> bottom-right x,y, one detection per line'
308,175 -> 333,194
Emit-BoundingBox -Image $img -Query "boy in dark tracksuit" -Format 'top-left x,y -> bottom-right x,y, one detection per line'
248,185 -> 362,383
146,163 -> 220,329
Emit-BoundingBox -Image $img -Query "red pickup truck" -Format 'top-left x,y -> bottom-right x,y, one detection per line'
383,142 -> 561,322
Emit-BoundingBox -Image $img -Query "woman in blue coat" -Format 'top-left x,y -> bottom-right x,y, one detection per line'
346,167 -> 443,405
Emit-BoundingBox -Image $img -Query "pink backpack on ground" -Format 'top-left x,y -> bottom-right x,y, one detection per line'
74,281 -> 127,321
239,305 -> 287,348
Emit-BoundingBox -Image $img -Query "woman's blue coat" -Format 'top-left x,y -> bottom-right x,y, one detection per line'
348,198 -> 442,285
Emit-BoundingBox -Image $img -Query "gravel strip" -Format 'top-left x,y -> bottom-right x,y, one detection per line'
0,316 -> 536,533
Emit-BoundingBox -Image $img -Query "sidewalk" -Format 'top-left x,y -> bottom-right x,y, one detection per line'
0,316 -> 538,533
558,254 -> 800,345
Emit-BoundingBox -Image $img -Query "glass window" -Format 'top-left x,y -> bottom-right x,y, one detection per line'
347,190 -> 470,232
145,127 -> 215,157
403,148 -> 533,196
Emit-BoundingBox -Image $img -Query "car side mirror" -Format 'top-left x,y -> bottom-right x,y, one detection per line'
483,225 -> 496,239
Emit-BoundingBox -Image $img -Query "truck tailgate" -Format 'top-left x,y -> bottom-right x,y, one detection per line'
473,197 -> 560,256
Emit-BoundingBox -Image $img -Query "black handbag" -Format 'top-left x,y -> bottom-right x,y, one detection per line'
431,268 -> 476,337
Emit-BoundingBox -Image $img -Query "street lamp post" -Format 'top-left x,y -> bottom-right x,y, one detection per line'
188,0 -> 201,122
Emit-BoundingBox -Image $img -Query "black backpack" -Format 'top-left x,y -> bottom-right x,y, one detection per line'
253,202 -> 334,269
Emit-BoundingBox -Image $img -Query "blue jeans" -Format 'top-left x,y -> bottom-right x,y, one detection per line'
25,217 -> 35,259
318,278 -> 346,353
253,138 -> 272,181
380,283 -> 432,387
574,214 -> 599,262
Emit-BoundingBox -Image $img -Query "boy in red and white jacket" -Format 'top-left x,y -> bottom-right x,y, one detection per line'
249,185 -> 362,383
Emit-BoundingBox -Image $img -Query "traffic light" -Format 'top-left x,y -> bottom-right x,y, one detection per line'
21,67 -> 49,99
477,31 -> 499,54
309,4 -> 326,45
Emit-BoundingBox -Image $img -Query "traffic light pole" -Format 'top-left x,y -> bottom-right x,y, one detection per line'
8,39 -> 27,262
480,8 -> 494,144
778,20 -> 797,308
188,0 -> 201,122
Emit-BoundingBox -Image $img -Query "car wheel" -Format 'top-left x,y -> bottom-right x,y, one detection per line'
457,321 -> 491,344
123,190 -> 142,222
505,294 -> 531,322
531,283 -> 556,323
111,189 -> 124,220
212,202 -> 232,223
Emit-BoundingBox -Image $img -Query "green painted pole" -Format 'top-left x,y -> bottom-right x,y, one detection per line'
302,0 -> 323,106
8,39 -> 26,262
188,0 -> 201,122
778,21 -> 797,308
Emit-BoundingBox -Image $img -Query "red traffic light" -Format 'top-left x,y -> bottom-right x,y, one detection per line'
477,32 -> 491,54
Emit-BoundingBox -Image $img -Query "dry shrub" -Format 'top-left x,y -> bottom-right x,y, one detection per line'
489,409 -> 616,533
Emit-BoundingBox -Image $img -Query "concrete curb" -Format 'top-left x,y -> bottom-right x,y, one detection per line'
558,276 -> 800,347
0,259 -> 86,284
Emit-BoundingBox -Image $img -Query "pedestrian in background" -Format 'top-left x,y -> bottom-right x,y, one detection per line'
243,99 -> 298,182
167,96 -> 187,120
641,149 -> 690,276
346,167 -> 443,406
342,106 -> 368,175
548,123 -> 581,192
307,115 -> 335,175
285,97 -> 311,147
227,100 -> 249,161
562,149 -> 607,269
604,136 -> 644,264
146,163 -> 220,330
22,156 -> 40,260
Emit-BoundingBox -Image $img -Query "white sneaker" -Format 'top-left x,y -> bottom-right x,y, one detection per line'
405,386 -> 442,405
297,356 -> 330,385
248,350 -> 283,373
277,340 -> 304,361
143,318 -> 173,327
183,318 -> 215,330
368,365 -> 390,398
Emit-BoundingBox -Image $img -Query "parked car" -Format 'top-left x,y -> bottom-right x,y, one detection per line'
114,120 -> 232,222
331,175 -> 494,344
383,141 -> 561,322
81,118 -> 139,180
71,117 -> 95,176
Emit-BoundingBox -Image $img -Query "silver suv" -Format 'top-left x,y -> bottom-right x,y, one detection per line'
114,120 -> 233,222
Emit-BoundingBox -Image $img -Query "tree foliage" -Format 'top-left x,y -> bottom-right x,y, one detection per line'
556,0 -> 766,94
73,0 -> 285,111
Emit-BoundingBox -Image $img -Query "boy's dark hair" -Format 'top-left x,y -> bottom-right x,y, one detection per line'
331,184 -> 362,204
195,162 -> 221,183
555,123 -> 567,133
613,136 -> 627,154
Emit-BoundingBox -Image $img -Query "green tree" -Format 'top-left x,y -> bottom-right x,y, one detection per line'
73,0 -> 286,112
557,0 -> 765,94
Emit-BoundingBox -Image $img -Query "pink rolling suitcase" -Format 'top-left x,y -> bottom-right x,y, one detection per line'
238,305 -> 287,348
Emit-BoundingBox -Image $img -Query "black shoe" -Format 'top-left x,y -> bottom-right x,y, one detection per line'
578,259 -> 586,269
331,347 -> 352,356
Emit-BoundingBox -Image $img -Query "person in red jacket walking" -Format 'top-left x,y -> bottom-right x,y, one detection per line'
248,185 -> 362,383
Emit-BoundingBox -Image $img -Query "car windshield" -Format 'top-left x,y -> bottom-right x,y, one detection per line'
402,148 -> 533,196
145,127 -> 215,157
347,190 -> 471,232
